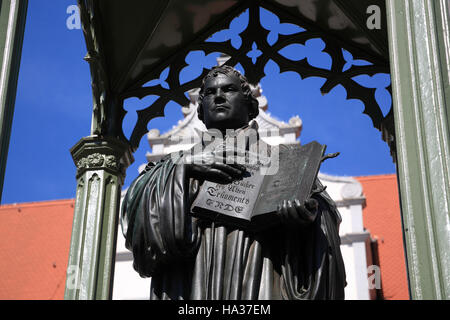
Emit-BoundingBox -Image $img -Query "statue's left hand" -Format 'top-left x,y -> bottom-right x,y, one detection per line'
277,198 -> 319,227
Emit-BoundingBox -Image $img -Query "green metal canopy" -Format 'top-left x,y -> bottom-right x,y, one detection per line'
96,0 -> 388,92
80,0 -> 392,154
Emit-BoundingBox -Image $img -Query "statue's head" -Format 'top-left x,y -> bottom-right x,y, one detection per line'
197,65 -> 259,131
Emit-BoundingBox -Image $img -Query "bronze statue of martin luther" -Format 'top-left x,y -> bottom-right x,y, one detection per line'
120,65 -> 346,300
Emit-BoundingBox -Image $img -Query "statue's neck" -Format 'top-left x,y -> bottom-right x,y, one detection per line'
206,120 -> 258,137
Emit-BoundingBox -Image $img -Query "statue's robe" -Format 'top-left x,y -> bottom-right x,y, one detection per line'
120,132 -> 346,300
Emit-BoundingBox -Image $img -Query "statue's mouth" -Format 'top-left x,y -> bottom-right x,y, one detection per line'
214,104 -> 230,112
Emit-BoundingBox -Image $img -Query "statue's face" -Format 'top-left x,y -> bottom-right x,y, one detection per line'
201,73 -> 250,131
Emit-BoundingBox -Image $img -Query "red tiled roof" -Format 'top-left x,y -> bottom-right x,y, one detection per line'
356,174 -> 410,300
0,200 -> 74,300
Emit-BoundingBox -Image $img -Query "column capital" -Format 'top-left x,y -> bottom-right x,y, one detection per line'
70,136 -> 134,182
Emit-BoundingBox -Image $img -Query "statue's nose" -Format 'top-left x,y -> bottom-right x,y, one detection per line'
214,90 -> 226,104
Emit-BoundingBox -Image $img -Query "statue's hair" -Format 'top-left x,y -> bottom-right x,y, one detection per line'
197,65 -> 259,122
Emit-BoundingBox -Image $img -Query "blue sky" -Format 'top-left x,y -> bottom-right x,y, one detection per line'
1,1 -> 395,204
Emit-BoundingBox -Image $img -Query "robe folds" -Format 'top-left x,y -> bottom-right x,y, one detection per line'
121,151 -> 346,300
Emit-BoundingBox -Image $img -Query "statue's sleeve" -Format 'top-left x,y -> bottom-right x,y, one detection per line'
281,179 -> 347,300
120,155 -> 200,277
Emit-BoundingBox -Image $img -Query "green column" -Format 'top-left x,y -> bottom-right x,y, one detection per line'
0,0 -> 28,203
64,136 -> 133,300
386,0 -> 450,299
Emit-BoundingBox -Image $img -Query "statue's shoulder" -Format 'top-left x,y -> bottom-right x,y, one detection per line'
140,153 -> 175,174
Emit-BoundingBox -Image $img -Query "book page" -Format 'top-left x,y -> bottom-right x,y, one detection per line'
191,162 -> 266,221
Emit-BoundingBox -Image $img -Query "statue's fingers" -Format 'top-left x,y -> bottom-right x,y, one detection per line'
207,168 -> 233,183
305,198 -> 319,213
280,200 -> 289,221
286,200 -> 300,223
215,153 -> 246,169
212,163 -> 244,178
276,201 -> 286,222
228,163 -> 247,173
276,204 -> 284,224
294,199 -> 316,224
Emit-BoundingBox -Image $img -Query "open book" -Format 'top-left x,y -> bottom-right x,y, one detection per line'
190,141 -> 327,231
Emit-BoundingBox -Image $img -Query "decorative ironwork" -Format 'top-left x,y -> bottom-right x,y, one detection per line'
78,0 -> 110,136
71,136 -> 133,181
115,3 -> 392,154
76,153 -> 119,171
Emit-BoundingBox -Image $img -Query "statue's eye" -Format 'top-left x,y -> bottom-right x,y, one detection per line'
224,85 -> 236,92
205,88 -> 214,95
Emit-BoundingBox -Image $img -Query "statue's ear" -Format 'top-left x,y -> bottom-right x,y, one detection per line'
249,98 -> 259,120
197,103 -> 204,122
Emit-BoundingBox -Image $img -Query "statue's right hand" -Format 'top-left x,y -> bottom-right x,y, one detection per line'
184,162 -> 246,184
182,150 -> 247,184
